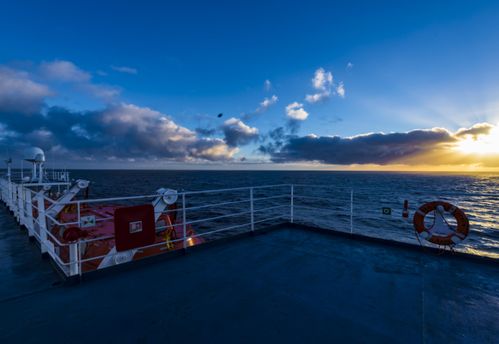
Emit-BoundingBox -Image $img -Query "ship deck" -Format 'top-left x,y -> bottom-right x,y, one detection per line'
1,218 -> 498,343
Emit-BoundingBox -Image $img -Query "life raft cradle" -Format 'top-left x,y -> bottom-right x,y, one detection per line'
413,201 -> 470,247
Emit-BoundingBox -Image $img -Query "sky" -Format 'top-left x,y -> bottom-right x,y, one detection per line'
0,0 -> 499,170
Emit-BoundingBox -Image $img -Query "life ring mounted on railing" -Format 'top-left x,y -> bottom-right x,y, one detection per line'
413,201 -> 469,246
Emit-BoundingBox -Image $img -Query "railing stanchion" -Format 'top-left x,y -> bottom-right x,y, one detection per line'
77,201 -> 81,227
290,185 -> 294,223
250,187 -> 254,231
69,241 -> 78,276
36,192 -> 48,254
350,189 -> 353,234
78,240 -> 83,277
182,193 -> 187,250
12,184 -> 18,218
18,184 -> 24,225
25,189 -> 34,237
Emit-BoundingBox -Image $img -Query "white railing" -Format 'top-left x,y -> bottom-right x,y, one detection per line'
0,178 -> 498,278
3,169 -> 70,183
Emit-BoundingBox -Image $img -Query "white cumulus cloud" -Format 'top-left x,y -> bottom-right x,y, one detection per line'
305,67 -> 345,103
312,67 -> 333,90
286,102 -> 309,121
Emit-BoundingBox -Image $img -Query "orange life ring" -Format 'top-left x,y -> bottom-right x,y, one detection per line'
413,201 -> 469,246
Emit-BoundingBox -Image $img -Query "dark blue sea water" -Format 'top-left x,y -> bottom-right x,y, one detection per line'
67,170 -> 499,258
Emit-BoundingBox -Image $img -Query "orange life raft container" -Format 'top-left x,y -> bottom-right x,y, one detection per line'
50,202 -> 203,273
413,201 -> 469,246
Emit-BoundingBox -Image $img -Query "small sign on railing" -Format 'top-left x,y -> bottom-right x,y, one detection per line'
80,215 -> 96,228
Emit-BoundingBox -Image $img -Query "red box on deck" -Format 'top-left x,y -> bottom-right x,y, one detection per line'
114,204 -> 155,252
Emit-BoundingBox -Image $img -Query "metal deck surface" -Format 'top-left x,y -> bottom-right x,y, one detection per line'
0,221 -> 498,343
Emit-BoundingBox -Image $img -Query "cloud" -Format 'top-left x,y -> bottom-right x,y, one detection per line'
83,83 -> 121,101
264,79 -> 272,91
312,67 -> 333,90
195,127 -> 217,136
261,123 -> 499,167
258,126 -> 289,155
0,67 -> 52,114
0,62 -> 238,162
305,91 -> 331,103
455,122 -> 494,138
111,65 -> 138,75
40,60 -> 90,82
256,95 -> 278,113
305,67 -> 345,103
39,60 -> 120,101
285,102 -> 309,121
222,117 -> 259,147
0,102 -> 237,162
242,94 -> 279,121
336,82 -> 345,98
189,138 -> 238,161
268,128 -> 456,164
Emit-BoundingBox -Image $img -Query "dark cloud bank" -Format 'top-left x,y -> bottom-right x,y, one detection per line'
0,103 -> 237,162
259,123 -> 495,165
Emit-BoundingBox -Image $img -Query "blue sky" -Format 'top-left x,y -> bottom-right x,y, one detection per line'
1,1 -> 499,169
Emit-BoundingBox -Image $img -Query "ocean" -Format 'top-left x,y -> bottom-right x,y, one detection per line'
1,170 -> 498,258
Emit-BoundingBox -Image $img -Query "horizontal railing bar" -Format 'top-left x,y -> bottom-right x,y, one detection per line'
184,199 -> 250,211
25,182 -> 71,187
80,234 -> 115,244
185,210 -> 251,225
64,194 -> 160,205
181,184 -> 290,196
78,237 -> 186,264
58,184 -> 291,205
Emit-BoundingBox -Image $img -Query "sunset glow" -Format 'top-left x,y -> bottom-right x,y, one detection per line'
456,124 -> 499,155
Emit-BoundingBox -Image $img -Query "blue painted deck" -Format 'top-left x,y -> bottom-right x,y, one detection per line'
0,215 -> 498,343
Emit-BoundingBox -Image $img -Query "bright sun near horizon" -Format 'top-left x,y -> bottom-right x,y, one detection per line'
456,124 -> 499,155
1,1 -> 499,171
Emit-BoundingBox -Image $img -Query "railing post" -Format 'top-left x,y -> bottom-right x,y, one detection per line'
25,189 -> 34,237
7,180 -> 12,209
78,240 -> 83,277
36,193 -> 48,254
182,193 -> 187,250
18,184 -> 24,225
350,189 -> 353,234
12,184 -> 18,216
77,201 -> 81,227
290,185 -> 294,223
69,241 -> 79,276
250,187 -> 254,231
